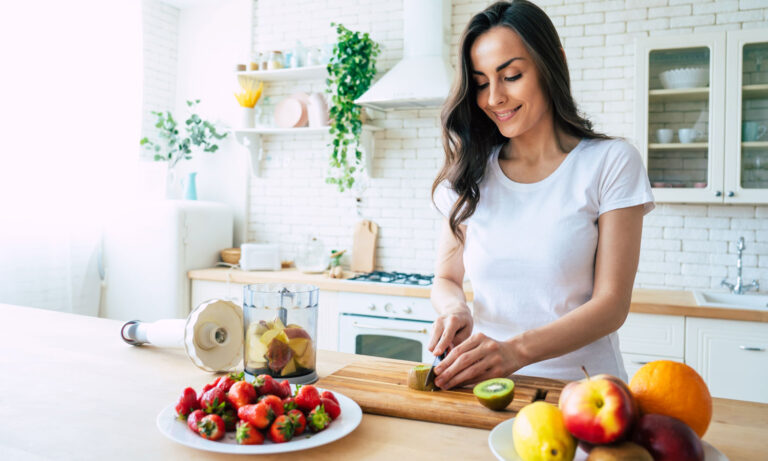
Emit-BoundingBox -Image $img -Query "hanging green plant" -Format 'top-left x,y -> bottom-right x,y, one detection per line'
325,22 -> 381,192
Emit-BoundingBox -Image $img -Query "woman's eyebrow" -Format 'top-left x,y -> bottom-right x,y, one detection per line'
472,57 -> 524,76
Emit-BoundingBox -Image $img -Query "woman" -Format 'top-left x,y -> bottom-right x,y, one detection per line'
428,0 -> 654,389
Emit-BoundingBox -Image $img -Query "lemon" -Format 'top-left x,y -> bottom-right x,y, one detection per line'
512,402 -> 575,461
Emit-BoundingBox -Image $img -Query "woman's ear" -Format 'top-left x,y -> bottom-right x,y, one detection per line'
560,47 -> 567,65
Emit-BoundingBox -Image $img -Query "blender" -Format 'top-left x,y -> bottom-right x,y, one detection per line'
243,283 -> 319,384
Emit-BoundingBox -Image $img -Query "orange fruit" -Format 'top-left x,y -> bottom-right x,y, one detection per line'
629,360 -> 712,437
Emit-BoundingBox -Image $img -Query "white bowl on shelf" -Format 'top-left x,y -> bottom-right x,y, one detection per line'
659,67 -> 709,89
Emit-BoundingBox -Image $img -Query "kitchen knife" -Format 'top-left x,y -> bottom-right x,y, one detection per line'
424,350 -> 447,388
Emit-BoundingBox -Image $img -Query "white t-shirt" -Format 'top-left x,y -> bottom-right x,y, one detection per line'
434,137 -> 655,381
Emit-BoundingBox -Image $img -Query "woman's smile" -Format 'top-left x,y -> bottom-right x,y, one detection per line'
493,104 -> 522,121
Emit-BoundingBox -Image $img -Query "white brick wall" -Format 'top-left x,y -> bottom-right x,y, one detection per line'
141,0 -> 179,160
239,1 -> 768,292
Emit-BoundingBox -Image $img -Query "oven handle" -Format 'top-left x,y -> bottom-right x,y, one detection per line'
352,322 -> 429,335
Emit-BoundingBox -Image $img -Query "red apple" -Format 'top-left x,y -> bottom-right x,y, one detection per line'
631,414 -> 704,461
558,368 -> 637,445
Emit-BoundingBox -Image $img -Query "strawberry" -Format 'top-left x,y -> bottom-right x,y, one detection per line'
186,409 -> 206,434
253,374 -> 281,397
214,371 -> 244,393
197,414 -> 225,441
235,421 -> 264,445
268,415 -> 295,443
237,402 -> 274,430
227,380 -> 257,410
307,405 -> 332,433
175,387 -> 201,420
287,408 -> 306,435
276,379 -> 292,399
282,397 -> 297,412
259,394 -> 285,418
321,390 -> 339,405
200,387 -> 227,414
321,397 -> 341,420
295,385 -> 321,413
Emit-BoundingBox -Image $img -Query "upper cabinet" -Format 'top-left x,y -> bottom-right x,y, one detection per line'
636,30 -> 768,203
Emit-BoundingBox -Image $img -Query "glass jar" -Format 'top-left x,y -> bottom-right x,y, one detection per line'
267,51 -> 284,70
243,283 -> 318,384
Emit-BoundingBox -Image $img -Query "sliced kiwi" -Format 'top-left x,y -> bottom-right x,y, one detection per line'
407,365 -> 438,392
473,378 -> 515,410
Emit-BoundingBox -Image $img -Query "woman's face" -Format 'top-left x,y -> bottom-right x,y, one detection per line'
470,26 -> 550,139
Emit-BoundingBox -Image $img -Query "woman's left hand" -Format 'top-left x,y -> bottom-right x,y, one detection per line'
433,332 -> 521,390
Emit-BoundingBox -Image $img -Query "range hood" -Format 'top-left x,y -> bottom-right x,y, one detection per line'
355,0 -> 454,111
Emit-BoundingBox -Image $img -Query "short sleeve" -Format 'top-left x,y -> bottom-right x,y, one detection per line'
598,140 -> 655,216
432,180 -> 459,218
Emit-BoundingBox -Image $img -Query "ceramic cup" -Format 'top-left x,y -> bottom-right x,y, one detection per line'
656,128 -> 674,143
742,121 -> 767,142
678,128 -> 703,144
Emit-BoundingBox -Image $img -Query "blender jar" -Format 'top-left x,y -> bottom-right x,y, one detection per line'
243,283 -> 318,384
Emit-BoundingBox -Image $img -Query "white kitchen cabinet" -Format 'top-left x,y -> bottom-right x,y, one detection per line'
635,29 -> 768,203
685,317 -> 768,404
190,279 -> 340,352
622,352 -> 684,382
618,313 -> 685,358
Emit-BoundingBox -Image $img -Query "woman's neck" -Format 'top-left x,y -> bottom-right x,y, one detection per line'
503,116 -> 580,164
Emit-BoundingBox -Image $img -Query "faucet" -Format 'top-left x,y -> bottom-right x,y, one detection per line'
721,237 -> 759,294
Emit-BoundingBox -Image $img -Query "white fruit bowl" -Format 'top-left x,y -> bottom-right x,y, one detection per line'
659,67 -> 709,89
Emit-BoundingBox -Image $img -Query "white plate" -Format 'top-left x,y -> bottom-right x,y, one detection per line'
489,417 -> 728,461
157,386 -> 362,454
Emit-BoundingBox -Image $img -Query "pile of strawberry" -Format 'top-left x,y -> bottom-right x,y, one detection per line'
174,372 -> 341,445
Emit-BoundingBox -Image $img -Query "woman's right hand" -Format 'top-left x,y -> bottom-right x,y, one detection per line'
428,304 -> 473,357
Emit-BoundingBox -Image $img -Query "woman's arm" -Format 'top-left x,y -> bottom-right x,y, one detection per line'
427,218 -> 473,357
434,204 -> 645,389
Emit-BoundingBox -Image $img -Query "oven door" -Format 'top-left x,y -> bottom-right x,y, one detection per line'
338,313 -> 433,363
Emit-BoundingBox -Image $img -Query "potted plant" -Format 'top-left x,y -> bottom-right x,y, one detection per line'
325,23 -> 381,192
140,100 -> 227,199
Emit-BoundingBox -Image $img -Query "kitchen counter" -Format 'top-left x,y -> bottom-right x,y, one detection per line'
188,268 -> 768,322
2,303 -> 766,460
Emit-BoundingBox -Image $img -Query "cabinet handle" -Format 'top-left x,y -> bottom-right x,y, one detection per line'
727,191 -> 735,197
715,191 -> 722,197
352,322 -> 428,335
631,361 -> 650,365
739,345 -> 765,352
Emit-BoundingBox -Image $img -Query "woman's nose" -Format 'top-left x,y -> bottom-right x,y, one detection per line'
488,82 -> 506,106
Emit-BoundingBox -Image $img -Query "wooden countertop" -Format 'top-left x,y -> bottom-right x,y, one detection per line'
3,303 -> 766,461
188,268 -> 768,322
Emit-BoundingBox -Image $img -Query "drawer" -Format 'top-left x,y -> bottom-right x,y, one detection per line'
622,353 -> 683,382
618,313 -> 685,357
685,318 -> 768,403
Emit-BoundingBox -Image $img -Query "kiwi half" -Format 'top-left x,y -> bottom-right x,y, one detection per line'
473,378 -> 515,410
407,364 -> 438,391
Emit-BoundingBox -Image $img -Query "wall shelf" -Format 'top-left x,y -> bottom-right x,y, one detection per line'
236,65 -> 327,82
232,124 -> 384,175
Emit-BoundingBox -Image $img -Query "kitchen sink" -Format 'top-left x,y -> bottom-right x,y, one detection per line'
692,290 -> 768,310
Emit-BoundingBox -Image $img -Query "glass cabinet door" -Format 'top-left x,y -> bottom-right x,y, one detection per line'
636,34 -> 726,203
725,29 -> 768,203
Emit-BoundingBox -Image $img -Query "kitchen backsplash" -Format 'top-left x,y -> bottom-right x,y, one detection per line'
143,0 -> 768,293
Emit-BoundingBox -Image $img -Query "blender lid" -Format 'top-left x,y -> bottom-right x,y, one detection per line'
184,299 -> 243,372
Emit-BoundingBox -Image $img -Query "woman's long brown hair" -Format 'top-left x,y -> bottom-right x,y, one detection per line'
432,0 -> 610,244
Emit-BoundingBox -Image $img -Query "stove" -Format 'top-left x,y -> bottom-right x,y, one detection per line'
347,271 -> 434,286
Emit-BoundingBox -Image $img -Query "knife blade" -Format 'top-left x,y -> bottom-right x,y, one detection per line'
424,350 -> 447,389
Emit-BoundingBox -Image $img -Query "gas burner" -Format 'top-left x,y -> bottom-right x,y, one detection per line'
348,271 -> 434,286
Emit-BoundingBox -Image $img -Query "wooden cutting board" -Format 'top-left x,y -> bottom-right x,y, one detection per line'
350,220 -> 378,273
316,357 -> 568,430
